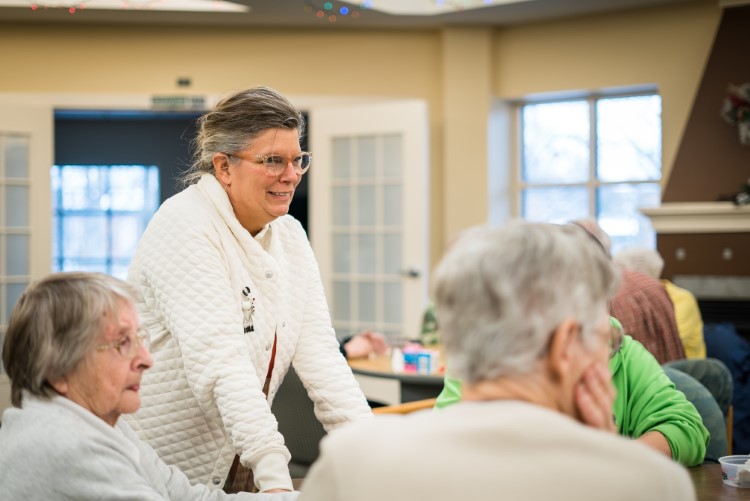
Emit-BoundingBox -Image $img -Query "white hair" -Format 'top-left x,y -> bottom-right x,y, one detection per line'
433,220 -> 620,384
613,247 -> 664,280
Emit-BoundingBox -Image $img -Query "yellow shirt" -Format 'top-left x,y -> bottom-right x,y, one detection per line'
663,280 -> 706,359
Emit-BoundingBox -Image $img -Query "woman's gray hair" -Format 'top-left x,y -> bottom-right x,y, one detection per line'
2,272 -> 139,407
182,86 -> 305,185
613,247 -> 664,280
433,221 -> 620,384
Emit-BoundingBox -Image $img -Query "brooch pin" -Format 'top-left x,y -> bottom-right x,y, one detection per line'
241,286 -> 256,333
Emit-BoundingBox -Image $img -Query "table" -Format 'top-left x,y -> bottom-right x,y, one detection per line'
348,352 -> 444,405
690,464 -> 750,500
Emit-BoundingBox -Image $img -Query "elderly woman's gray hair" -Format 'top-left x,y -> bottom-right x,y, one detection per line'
182,86 -> 305,185
613,247 -> 664,280
2,272 -> 138,407
433,221 -> 620,384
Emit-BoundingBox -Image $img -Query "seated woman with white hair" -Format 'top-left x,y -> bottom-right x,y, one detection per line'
614,246 -> 706,359
299,221 -> 694,501
0,272 -> 297,501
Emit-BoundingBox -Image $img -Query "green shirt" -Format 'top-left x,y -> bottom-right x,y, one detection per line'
435,335 -> 709,466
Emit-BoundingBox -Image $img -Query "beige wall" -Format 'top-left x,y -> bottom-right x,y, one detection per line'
0,1 -> 721,266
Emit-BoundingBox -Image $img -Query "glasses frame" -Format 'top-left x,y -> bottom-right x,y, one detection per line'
226,151 -> 312,176
97,329 -> 149,358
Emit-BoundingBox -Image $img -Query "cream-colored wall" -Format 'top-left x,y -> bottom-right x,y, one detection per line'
0,2 -> 722,267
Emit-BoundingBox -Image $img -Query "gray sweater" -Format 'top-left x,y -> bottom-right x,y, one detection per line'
0,394 -> 299,500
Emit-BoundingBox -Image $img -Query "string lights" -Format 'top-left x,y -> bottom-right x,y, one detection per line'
303,1 -> 370,23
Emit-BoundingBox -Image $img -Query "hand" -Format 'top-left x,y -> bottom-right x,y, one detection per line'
574,362 -> 617,433
359,330 -> 388,354
343,331 -> 388,359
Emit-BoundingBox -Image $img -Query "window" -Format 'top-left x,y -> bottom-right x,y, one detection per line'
51,165 -> 159,279
518,93 -> 662,254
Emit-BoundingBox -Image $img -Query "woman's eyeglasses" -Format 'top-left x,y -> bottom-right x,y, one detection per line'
97,330 -> 150,358
227,152 -> 312,176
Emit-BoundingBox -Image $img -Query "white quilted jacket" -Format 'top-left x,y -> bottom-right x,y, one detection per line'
125,174 -> 371,492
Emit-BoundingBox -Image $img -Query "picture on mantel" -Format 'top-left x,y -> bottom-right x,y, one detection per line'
721,83 -> 750,146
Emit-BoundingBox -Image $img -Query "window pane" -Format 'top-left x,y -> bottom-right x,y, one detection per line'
597,183 -> 661,254
597,95 -> 662,182
383,184 -> 401,226
522,186 -> 588,224
383,234 -> 401,275
333,234 -> 351,273
522,101 -> 589,184
332,186 -> 350,226
62,216 -> 107,258
6,234 -> 29,275
111,215 -> 143,258
61,166 -> 108,210
358,282 -> 376,322
61,258 -> 108,273
4,135 -> 29,179
357,185 -> 375,226
332,138 -> 351,180
383,135 -> 402,179
6,185 -> 29,227
357,233 -> 376,274
357,136 -> 377,178
110,166 -> 151,210
333,282 -> 351,322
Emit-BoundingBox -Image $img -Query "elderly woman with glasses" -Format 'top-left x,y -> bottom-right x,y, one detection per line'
300,222 -> 695,501
124,87 -> 371,494
0,272 -> 298,500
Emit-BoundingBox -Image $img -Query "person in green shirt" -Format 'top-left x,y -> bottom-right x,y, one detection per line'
435,315 -> 709,466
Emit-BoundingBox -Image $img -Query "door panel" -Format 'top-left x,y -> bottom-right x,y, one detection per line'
310,100 -> 429,341
0,103 -> 52,403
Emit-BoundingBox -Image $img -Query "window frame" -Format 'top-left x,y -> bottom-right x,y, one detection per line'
511,89 -> 662,248
51,163 -> 159,279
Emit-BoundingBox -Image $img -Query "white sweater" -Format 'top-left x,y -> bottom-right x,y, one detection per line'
0,395 -> 298,501
126,174 -> 371,492
301,401 -> 696,501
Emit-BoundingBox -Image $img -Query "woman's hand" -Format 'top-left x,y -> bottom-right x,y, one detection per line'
343,330 -> 388,359
575,362 -> 617,433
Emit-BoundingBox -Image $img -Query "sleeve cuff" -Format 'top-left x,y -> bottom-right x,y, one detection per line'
249,452 -> 294,492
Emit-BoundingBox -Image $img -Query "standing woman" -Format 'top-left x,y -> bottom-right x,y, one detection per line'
125,87 -> 371,493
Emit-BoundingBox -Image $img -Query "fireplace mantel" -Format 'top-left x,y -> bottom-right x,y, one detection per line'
641,202 -> 750,234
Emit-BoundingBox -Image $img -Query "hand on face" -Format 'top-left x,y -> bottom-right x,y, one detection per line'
574,361 -> 617,433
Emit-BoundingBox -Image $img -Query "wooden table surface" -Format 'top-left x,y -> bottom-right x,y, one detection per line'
347,348 -> 445,380
691,464 -> 750,500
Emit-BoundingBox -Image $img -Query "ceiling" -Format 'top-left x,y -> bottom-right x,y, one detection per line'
0,0 -> 710,28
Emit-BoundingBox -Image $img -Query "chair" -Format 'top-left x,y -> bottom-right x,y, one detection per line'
662,366 -> 727,462
372,398 -> 437,415
270,367 -> 326,478
663,358 -> 734,454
